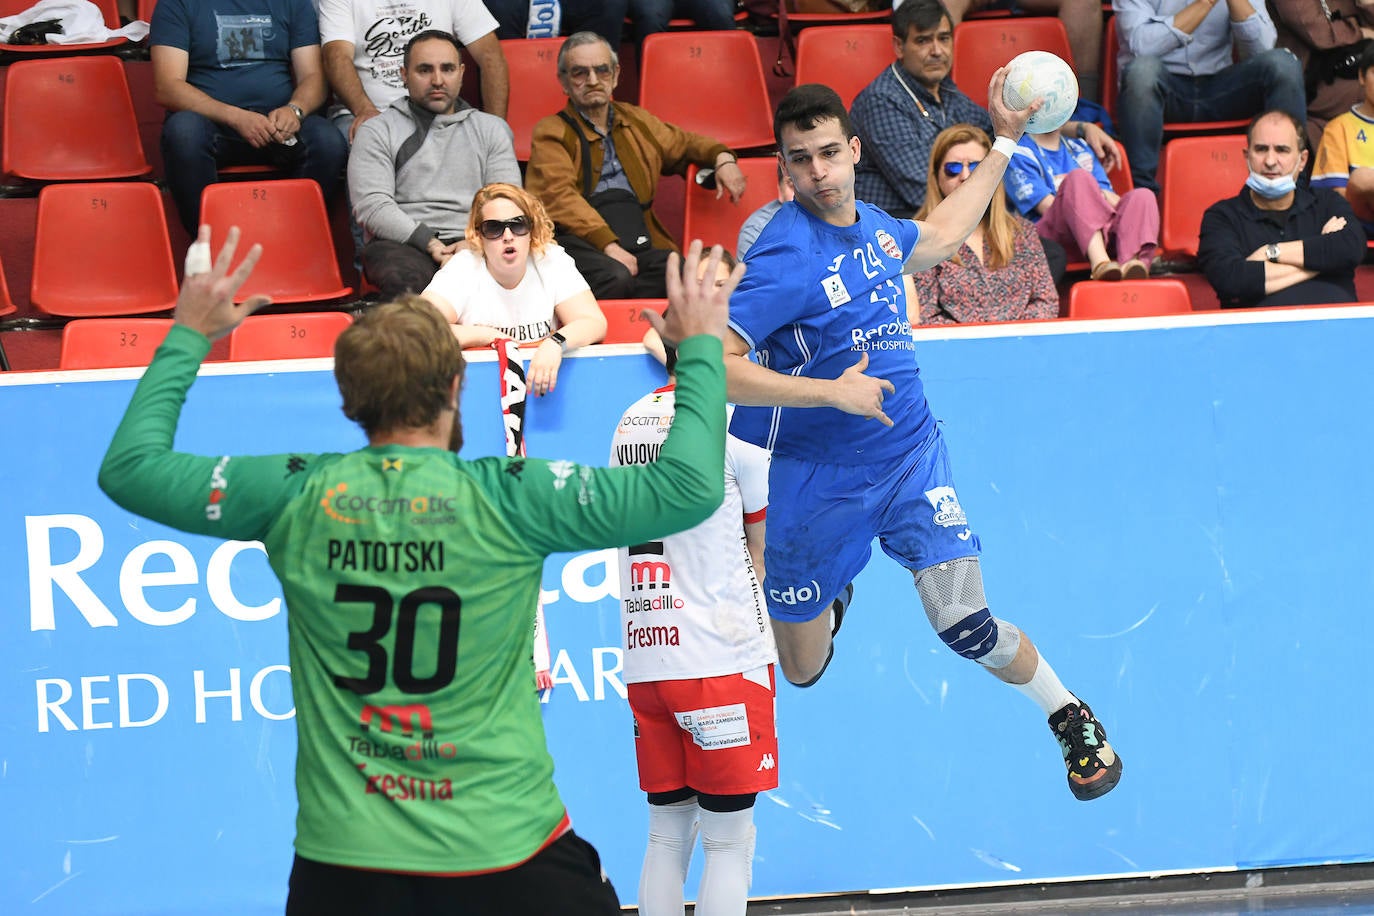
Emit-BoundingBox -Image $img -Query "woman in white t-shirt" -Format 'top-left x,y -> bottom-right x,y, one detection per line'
422,183 -> 607,396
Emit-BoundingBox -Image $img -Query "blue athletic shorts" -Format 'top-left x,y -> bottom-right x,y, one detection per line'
763,427 -> 982,623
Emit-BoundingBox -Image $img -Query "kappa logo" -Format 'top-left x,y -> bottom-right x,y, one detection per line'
757,753 -> 775,772
875,228 -> 902,261
548,460 -> 576,490
924,486 -> 968,528
204,456 -> 230,520
821,274 -> 850,308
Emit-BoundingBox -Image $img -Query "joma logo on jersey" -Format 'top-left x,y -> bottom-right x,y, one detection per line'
360,703 -> 433,738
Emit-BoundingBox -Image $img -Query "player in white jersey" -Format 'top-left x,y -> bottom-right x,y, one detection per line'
611,252 -> 778,916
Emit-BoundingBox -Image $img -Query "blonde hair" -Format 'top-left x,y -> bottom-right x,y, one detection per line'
465,183 -> 556,255
335,296 -> 466,442
915,124 -> 1016,270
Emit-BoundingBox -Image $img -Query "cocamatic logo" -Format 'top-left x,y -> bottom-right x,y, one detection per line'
320,482 -> 460,526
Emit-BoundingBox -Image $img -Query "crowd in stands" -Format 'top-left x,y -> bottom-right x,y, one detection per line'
3,0 -> 1374,369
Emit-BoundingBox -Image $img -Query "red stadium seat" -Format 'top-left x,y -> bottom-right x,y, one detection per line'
683,157 -> 782,252
2,56 -> 151,183
500,38 -> 566,161
0,0 -> 128,54
0,255 -> 15,318
1158,134 -> 1248,258
228,312 -> 354,361
793,24 -> 892,108
952,18 -> 1072,100
1067,278 -> 1193,318
59,318 -> 175,369
639,31 -> 775,151
199,179 -> 354,304
31,183 -> 178,318
599,298 -> 667,344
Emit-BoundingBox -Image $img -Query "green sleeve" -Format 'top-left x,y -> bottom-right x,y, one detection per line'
98,324 -> 314,542
483,334 -> 727,555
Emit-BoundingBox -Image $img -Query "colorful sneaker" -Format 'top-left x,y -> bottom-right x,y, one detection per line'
1049,702 -> 1122,801
796,582 -> 853,689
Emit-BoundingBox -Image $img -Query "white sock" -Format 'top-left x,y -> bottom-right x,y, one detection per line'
639,799 -> 699,916
1013,656 -> 1076,716
696,807 -> 755,916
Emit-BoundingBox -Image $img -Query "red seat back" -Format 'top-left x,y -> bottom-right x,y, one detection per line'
794,24 -> 892,108
951,17 -> 1072,100
500,38 -> 566,161
683,157 -> 783,252
1068,278 -> 1193,318
639,31 -> 775,151
59,318 -> 175,369
599,298 -> 667,344
1159,135 -> 1248,258
228,312 -> 355,361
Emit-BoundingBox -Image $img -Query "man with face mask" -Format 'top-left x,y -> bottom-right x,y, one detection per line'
1198,109 -> 1366,308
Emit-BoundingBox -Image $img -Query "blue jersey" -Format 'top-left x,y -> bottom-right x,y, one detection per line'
728,200 -> 934,465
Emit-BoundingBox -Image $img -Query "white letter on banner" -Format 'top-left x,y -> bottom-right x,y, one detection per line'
120,540 -> 198,626
249,665 -> 294,720
118,673 -> 169,728
194,668 -> 243,723
549,649 -> 589,701
208,541 -> 281,622
27,514 -> 117,631
81,675 -> 114,730
592,647 -> 626,700
36,679 -> 78,732
561,549 -> 619,604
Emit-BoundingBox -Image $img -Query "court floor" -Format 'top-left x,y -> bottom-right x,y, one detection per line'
730,863 -> 1374,915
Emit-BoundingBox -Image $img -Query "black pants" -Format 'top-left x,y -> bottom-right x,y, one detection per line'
285,830 -> 620,916
361,239 -> 442,301
557,233 -> 671,299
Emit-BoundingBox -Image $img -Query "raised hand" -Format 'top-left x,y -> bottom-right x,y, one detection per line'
647,240 -> 744,346
174,226 -> 271,341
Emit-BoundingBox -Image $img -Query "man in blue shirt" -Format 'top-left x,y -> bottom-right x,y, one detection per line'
727,82 -> 1123,802
1115,0 -> 1306,190
151,0 -> 349,233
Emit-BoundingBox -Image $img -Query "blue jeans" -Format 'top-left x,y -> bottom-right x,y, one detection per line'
161,109 -> 349,234
1117,48 -> 1305,191
630,0 -> 736,38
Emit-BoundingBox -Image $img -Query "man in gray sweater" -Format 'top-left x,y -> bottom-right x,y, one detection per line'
348,29 -> 521,298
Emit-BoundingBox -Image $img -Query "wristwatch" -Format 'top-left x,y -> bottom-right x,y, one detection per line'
287,103 -> 305,121
548,331 -> 569,352
1266,243 -> 1281,263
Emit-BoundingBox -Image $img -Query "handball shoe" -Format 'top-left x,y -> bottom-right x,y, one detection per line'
796,582 -> 853,689
1049,702 -> 1122,801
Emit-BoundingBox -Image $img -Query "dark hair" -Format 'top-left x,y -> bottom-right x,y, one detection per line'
663,249 -> 738,373
1246,108 -> 1308,152
1359,41 -> 1374,76
892,0 -> 954,40
774,84 -> 855,147
404,30 -> 463,68
335,297 -> 466,442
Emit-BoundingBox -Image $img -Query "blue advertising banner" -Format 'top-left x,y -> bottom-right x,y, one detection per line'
3,311 -> 1373,915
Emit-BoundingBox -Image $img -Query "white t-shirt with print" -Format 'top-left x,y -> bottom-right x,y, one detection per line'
317,0 -> 497,110
423,244 -> 590,344
611,395 -> 777,684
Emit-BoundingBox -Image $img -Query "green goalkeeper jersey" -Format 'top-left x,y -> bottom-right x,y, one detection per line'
99,325 -> 725,873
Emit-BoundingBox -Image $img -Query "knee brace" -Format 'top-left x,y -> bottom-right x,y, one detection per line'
914,557 -> 1022,669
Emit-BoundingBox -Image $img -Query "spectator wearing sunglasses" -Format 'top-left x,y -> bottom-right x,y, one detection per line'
910,125 -> 1059,324
1005,126 -> 1160,281
422,183 -> 607,397
349,31 -> 521,301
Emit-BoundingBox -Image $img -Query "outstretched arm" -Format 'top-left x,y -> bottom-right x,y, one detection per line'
906,67 -> 1036,271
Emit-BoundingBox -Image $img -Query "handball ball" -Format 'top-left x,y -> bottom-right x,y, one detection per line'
1002,50 -> 1079,134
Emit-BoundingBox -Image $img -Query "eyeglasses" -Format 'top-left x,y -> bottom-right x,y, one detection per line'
564,63 -> 615,83
942,160 -> 981,177
478,216 -> 531,240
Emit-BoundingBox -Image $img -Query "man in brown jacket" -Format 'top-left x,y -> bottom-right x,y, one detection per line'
525,31 -> 748,299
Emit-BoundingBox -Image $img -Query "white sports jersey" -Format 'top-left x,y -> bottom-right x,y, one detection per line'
611,390 -> 776,683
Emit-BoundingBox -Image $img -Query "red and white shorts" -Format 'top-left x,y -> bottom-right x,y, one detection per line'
627,665 -> 779,796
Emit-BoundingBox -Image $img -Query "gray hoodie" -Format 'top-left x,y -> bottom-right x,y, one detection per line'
348,96 -> 521,250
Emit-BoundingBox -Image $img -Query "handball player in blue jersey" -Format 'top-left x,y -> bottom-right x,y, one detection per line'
725,80 -> 1122,800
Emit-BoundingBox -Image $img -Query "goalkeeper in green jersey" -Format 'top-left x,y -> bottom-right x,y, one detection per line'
99,227 -> 740,915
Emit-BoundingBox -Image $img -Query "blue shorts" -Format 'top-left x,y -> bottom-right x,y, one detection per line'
763,428 -> 981,623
